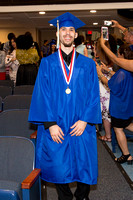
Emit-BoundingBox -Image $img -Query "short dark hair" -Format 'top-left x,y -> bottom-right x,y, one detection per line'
8,33 -> 15,40
16,34 -> 33,50
74,35 -> 85,47
44,40 -> 48,44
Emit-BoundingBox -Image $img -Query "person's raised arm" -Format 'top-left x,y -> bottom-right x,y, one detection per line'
111,20 -> 126,33
100,35 -> 133,72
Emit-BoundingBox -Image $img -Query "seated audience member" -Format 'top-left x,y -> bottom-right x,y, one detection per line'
95,35 -> 117,142
5,37 -> 19,85
16,34 -> 39,86
74,35 -> 88,57
96,44 -> 133,164
0,48 -> 6,80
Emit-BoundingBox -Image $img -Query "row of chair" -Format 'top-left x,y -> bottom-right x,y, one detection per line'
0,136 -> 41,200
0,81 -> 42,199
0,79 -> 14,88
0,109 -> 37,144
0,109 -> 40,199
0,95 -> 32,111
0,85 -> 34,99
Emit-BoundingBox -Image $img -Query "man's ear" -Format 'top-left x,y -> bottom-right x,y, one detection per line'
75,32 -> 78,39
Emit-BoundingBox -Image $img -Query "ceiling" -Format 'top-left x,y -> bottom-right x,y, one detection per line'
0,0 -> 131,6
0,0 -> 132,32
0,9 -> 133,31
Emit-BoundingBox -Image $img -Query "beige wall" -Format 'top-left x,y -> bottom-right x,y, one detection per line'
40,29 -> 56,47
0,28 -> 37,43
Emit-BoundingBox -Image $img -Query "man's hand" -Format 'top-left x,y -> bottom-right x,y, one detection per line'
70,120 -> 87,136
49,125 -> 64,143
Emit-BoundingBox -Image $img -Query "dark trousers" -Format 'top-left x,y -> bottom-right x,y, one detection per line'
55,182 -> 90,200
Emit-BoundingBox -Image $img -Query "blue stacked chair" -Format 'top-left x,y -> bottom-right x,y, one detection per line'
13,85 -> 34,95
3,95 -> 32,111
0,109 -> 37,145
0,136 -> 41,200
0,86 -> 12,99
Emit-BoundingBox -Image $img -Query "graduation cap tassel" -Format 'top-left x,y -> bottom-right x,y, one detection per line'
56,20 -> 59,49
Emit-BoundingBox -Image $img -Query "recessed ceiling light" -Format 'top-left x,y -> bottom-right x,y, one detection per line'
90,10 -> 97,13
39,11 -> 46,15
93,22 -> 98,25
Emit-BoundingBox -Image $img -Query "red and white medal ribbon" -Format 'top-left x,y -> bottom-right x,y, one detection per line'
58,47 -> 75,85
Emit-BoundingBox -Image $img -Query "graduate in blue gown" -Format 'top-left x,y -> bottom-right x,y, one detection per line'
29,12 -> 102,200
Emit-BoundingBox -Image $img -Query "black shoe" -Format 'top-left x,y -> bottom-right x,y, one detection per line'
115,154 -> 133,164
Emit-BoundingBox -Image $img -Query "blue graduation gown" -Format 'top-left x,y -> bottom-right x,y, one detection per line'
108,68 -> 133,119
28,51 -> 102,185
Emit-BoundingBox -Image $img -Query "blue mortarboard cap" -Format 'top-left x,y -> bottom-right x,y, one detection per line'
48,12 -> 85,30
48,39 -> 56,46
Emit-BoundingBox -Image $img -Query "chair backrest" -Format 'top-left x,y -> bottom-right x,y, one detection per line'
0,80 -> 14,89
0,109 -> 36,138
13,85 -> 34,95
124,129 -> 133,137
0,136 -> 34,182
3,95 -> 32,110
0,86 -> 12,99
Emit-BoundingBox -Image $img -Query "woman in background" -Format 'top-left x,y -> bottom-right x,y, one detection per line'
0,48 -> 6,80
96,44 -> 133,164
5,37 -> 19,85
95,35 -> 117,142
16,34 -> 39,86
0,44 -> 6,80
74,35 -> 88,57
48,39 -> 57,55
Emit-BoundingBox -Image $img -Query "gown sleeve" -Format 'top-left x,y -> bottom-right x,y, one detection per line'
28,58 -> 56,124
80,60 -> 102,124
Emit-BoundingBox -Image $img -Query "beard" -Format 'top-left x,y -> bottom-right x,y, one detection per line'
62,41 -> 73,47
60,35 -> 74,47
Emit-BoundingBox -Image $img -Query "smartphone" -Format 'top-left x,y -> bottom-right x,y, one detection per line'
96,57 -> 101,65
104,20 -> 112,26
101,26 -> 109,40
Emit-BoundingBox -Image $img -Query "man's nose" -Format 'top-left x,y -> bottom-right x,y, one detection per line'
66,30 -> 70,35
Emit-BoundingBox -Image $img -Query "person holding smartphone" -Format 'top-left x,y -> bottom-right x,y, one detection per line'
96,40 -> 133,165
100,34 -> 133,72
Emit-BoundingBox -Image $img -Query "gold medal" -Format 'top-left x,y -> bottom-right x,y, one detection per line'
65,87 -> 71,94
58,48 -> 75,95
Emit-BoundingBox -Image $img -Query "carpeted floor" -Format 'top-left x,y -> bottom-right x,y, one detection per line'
41,138 -> 133,200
